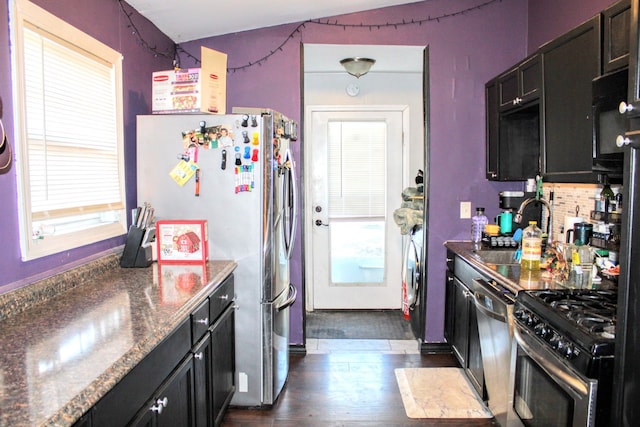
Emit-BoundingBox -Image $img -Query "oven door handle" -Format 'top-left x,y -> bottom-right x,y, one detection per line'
514,323 -> 592,398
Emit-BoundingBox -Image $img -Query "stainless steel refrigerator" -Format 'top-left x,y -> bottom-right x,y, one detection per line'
612,1 -> 640,423
136,110 -> 298,407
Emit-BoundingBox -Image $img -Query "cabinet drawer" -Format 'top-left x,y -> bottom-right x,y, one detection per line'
191,298 -> 211,345
210,274 -> 234,323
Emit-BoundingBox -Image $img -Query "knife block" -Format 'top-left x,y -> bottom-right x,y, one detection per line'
120,225 -> 153,268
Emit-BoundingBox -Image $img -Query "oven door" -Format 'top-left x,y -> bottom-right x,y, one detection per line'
512,323 -> 598,427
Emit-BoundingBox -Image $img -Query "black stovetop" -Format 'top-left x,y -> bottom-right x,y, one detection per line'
515,289 -> 617,360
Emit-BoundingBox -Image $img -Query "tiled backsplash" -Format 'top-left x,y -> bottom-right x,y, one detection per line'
542,182 -> 620,243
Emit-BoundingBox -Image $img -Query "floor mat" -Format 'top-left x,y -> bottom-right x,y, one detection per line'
394,367 -> 493,419
306,309 -> 414,340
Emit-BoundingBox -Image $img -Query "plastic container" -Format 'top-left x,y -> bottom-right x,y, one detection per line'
521,221 -> 542,270
471,207 -> 488,244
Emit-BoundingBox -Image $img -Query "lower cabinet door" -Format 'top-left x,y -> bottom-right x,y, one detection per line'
130,355 -> 196,427
211,305 -> 236,427
193,333 -> 214,427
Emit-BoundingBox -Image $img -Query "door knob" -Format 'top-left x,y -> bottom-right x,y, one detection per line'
315,219 -> 329,227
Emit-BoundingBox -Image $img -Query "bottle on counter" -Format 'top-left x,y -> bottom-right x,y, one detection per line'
471,207 -> 488,245
600,176 -> 615,214
521,221 -> 542,270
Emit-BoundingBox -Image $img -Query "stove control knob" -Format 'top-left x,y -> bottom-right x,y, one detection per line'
534,323 -> 549,338
563,343 -> 577,359
549,333 -> 560,349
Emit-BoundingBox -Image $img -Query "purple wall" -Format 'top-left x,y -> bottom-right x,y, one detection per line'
0,0 -> 173,291
527,0 -> 617,54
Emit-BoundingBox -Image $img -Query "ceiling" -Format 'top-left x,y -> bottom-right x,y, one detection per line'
125,0 -> 424,43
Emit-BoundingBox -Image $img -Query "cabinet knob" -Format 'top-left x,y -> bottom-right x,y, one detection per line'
150,397 -> 169,414
218,294 -> 229,300
194,352 -> 204,360
512,97 -> 523,106
196,317 -> 209,325
619,101 -> 640,116
616,131 -> 640,148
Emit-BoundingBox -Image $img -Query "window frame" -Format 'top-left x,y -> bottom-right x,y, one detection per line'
10,0 -> 127,260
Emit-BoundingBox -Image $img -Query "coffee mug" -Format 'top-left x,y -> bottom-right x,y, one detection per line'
495,211 -> 513,234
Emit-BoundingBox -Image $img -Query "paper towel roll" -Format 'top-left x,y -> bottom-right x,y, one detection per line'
563,216 -> 583,242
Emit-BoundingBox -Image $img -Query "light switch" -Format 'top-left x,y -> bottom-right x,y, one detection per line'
460,201 -> 472,219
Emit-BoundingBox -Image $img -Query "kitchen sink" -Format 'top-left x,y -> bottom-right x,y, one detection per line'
472,249 -> 520,265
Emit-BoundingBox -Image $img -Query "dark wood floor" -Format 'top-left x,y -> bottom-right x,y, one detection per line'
222,348 -> 498,426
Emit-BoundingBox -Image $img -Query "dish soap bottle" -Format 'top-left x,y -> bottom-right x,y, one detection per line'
521,221 -> 542,270
471,207 -> 488,246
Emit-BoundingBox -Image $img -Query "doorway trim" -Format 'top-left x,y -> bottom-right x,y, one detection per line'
303,104 -> 411,311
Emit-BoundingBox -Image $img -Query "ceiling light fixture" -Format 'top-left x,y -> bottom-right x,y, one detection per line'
340,57 -> 376,78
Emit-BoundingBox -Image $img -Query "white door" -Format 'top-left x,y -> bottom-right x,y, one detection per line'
308,108 -> 405,309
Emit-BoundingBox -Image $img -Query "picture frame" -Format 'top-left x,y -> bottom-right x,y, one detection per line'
156,219 -> 208,263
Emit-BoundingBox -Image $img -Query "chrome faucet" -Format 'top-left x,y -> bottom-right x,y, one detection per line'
515,197 -> 553,242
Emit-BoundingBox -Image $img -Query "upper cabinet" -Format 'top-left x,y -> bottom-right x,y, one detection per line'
485,0 -> 630,183
485,54 -> 542,181
603,0 -> 631,74
498,54 -> 542,112
541,15 -> 601,183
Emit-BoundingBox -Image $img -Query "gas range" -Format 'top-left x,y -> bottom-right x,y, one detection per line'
514,289 -> 616,377
512,288 -> 618,426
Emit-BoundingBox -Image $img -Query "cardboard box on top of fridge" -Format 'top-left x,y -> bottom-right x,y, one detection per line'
152,47 -> 227,114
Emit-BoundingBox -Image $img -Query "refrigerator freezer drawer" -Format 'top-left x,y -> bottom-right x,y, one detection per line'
262,284 -> 297,404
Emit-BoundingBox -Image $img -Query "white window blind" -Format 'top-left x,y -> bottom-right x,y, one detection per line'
11,0 -> 126,260
24,27 -> 122,219
327,121 -> 387,218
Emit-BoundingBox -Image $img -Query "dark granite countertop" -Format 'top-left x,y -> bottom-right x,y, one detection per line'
444,240 -> 616,295
0,254 -> 236,427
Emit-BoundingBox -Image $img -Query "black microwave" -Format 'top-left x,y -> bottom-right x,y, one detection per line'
592,67 -> 627,177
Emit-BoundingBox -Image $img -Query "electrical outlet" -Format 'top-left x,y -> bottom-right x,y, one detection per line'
460,201 -> 472,219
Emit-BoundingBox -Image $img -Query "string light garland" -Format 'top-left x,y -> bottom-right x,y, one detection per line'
121,0 -> 502,72
117,0 -> 177,62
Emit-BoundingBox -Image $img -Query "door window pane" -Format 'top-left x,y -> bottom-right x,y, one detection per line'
327,121 -> 387,285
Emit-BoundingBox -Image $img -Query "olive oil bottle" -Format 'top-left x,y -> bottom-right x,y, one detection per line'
521,221 -> 542,270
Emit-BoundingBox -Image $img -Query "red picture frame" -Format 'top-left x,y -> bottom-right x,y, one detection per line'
156,220 -> 208,264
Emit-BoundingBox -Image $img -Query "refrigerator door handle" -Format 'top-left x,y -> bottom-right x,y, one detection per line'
285,147 -> 298,260
276,284 -> 297,312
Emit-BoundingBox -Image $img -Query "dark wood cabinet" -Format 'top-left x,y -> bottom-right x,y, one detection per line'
603,0 -> 631,74
542,15 -> 601,182
485,54 -> 541,181
485,78 -> 500,180
87,274 -> 235,427
210,305 -> 235,427
193,334 -> 214,427
450,276 -> 470,365
444,255 -> 484,398
130,356 -> 196,427
498,54 -> 542,111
